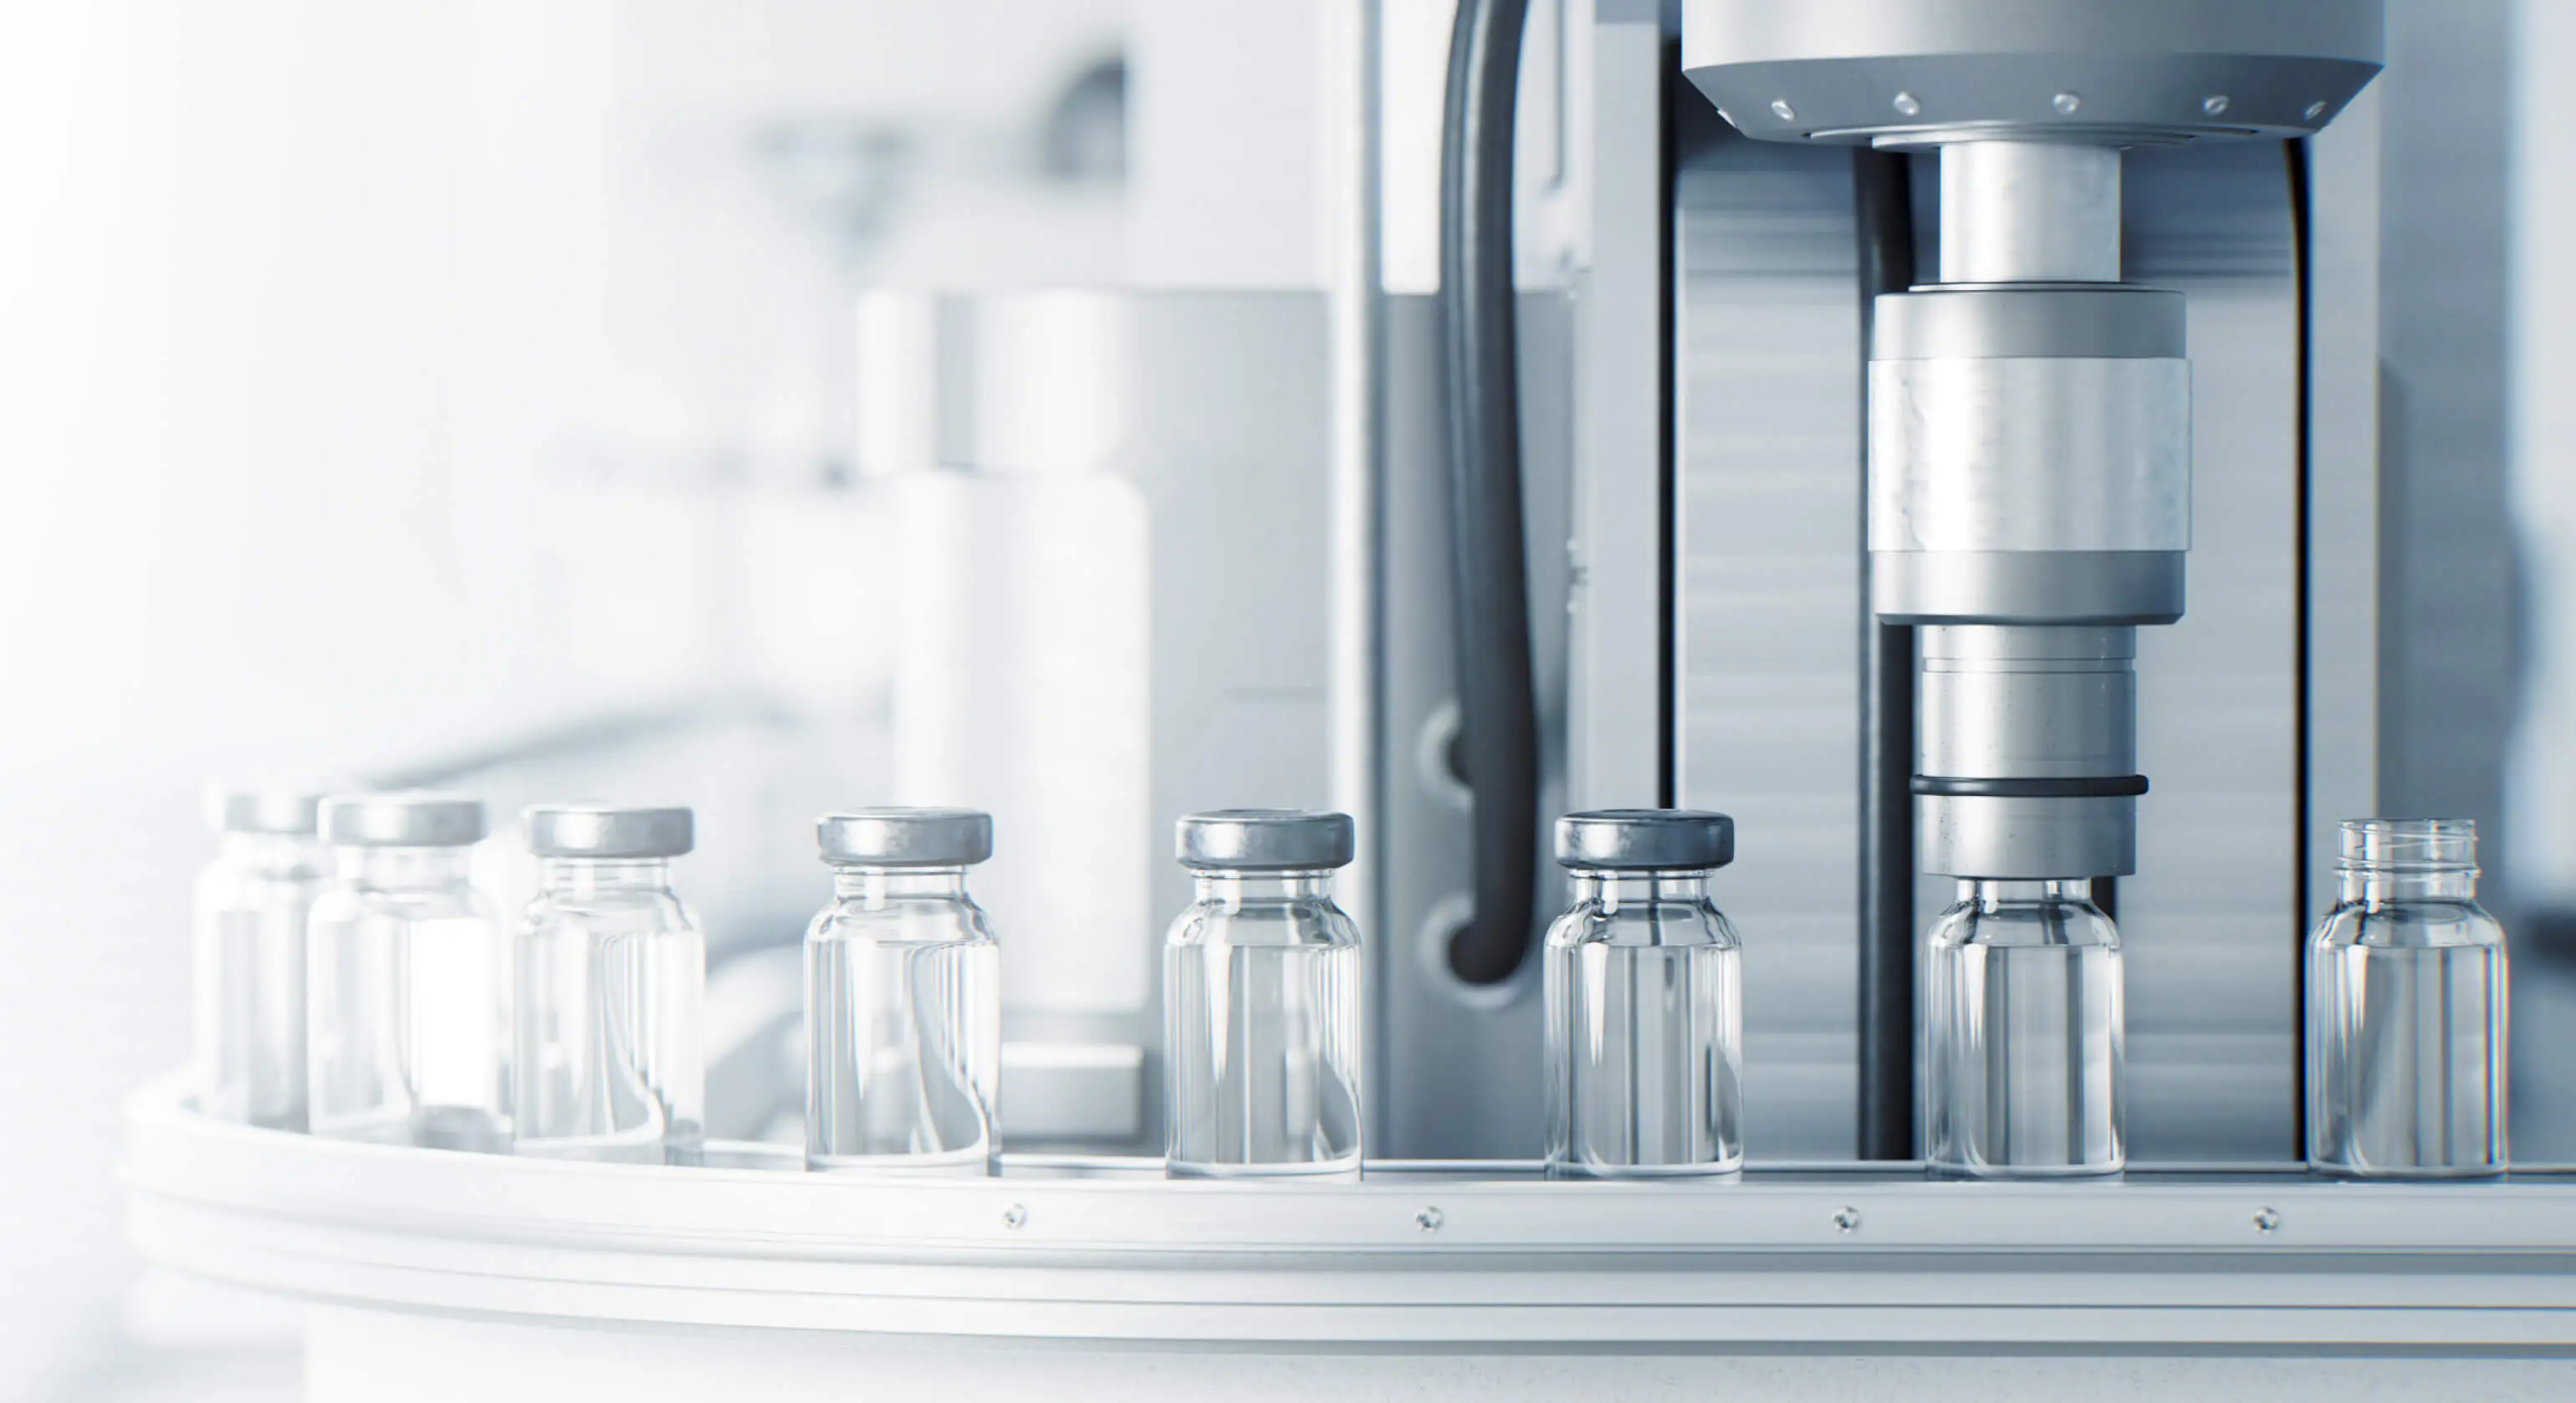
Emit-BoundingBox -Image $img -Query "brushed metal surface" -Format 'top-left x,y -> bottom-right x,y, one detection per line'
1868,357 -> 2193,553
1679,0 -> 2384,145
1919,625 -> 2139,779
1941,142 -> 2122,283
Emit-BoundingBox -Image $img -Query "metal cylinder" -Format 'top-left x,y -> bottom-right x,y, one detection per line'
1940,142 -> 2122,283
1919,626 -> 2135,779
1915,626 -> 2139,879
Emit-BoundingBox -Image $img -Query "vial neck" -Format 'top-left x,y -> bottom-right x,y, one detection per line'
2342,870 -> 2479,906
341,844 -> 475,889
1960,879 -> 2095,910
539,858 -> 674,898
220,830 -> 327,879
832,866 -> 969,906
1567,870 -> 1710,911
1192,870 -> 1335,907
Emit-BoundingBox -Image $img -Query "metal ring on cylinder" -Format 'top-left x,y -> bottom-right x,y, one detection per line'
1868,283 -> 2190,627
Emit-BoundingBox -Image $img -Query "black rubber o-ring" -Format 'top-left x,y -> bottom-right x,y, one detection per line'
1910,774 -> 2150,799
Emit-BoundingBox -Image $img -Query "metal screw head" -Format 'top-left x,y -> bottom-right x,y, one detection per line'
1770,99 -> 1797,122
2052,91 -> 2082,116
2304,100 -> 2329,121
1892,91 -> 1921,118
2252,1207 -> 2282,1235
1415,1207 -> 1444,1233
1832,1206 -> 1862,1234
2203,94 -> 2231,116
1003,1203 -> 1028,1230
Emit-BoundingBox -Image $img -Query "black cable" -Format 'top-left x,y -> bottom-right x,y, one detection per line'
2286,134 -> 2315,1161
1853,148 -> 1918,1162
1657,41 -> 1684,809
1439,0 -> 1539,986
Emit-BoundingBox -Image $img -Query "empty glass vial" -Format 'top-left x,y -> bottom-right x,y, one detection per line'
306,793 -> 511,1152
1924,880 -> 2124,1177
1164,809 -> 1363,1179
1544,809 -> 1743,1179
805,809 -> 1001,1174
194,783 -> 331,1130
514,806 -> 706,1165
2308,818 -> 2508,1177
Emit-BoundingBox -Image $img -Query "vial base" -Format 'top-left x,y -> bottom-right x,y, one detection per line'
2308,941 -> 2507,1177
1166,942 -> 1362,1178
1926,940 -> 2124,1178
1546,942 -> 1743,1180
805,938 -> 998,1174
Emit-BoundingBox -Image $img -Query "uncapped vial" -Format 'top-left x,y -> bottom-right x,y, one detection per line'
1544,809 -> 1743,1179
513,806 -> 706,1166
805,809 -> 1002,1175
2308,818 -> 2508,1177
1164,809 -> 1362,1179
1924,880 -> 2124,1177
194,783 -> 331,1130
306,793 -> 511,1152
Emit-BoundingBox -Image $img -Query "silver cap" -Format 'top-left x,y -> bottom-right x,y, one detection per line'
817,808 -> 993,867
205,782 -> 329,836
319,792 -> 488,849
1176,809 -> 1356,871
1555,809 -> 1735,871
524,805 -> 694,860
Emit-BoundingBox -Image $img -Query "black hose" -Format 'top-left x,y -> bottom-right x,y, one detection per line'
1853,148 -> 1918,1161
1439,0 -> 1538,986
2285,133 -> 2314,1160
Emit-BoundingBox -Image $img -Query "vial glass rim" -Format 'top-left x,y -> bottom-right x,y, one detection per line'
2338,817 -> 2479,873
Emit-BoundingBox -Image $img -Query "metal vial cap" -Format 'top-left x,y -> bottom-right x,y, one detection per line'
1554,809 -> 1736,871
319,792 -> 488,849
524,805 -> 694,860
205,782 -> 330,836
1176,809 -> 1357,871
817,808 -> 994,867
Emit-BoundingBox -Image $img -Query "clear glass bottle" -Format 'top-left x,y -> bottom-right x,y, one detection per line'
513,806 -> 706,1165
306,793 -> 510,1152
805,809 -> 1001,1174
193,784 -> 331,1130
1924,879 -> 2124,1177
1164,809 -> 1363,1179
1544,809 -> 1743,1179
2308,818 -> 2508,1177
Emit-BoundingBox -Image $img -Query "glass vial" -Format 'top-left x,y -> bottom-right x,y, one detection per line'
2308,818 -> 2508,1177
1544,809 -> 1743,1179
805,809 -> 1001,1174
1164,809 -> 1363,1179
514,806 -> 706,1165
1924,880 -> 2124,1177
193,784 -> 331,1130
306,793 -> 510,1152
